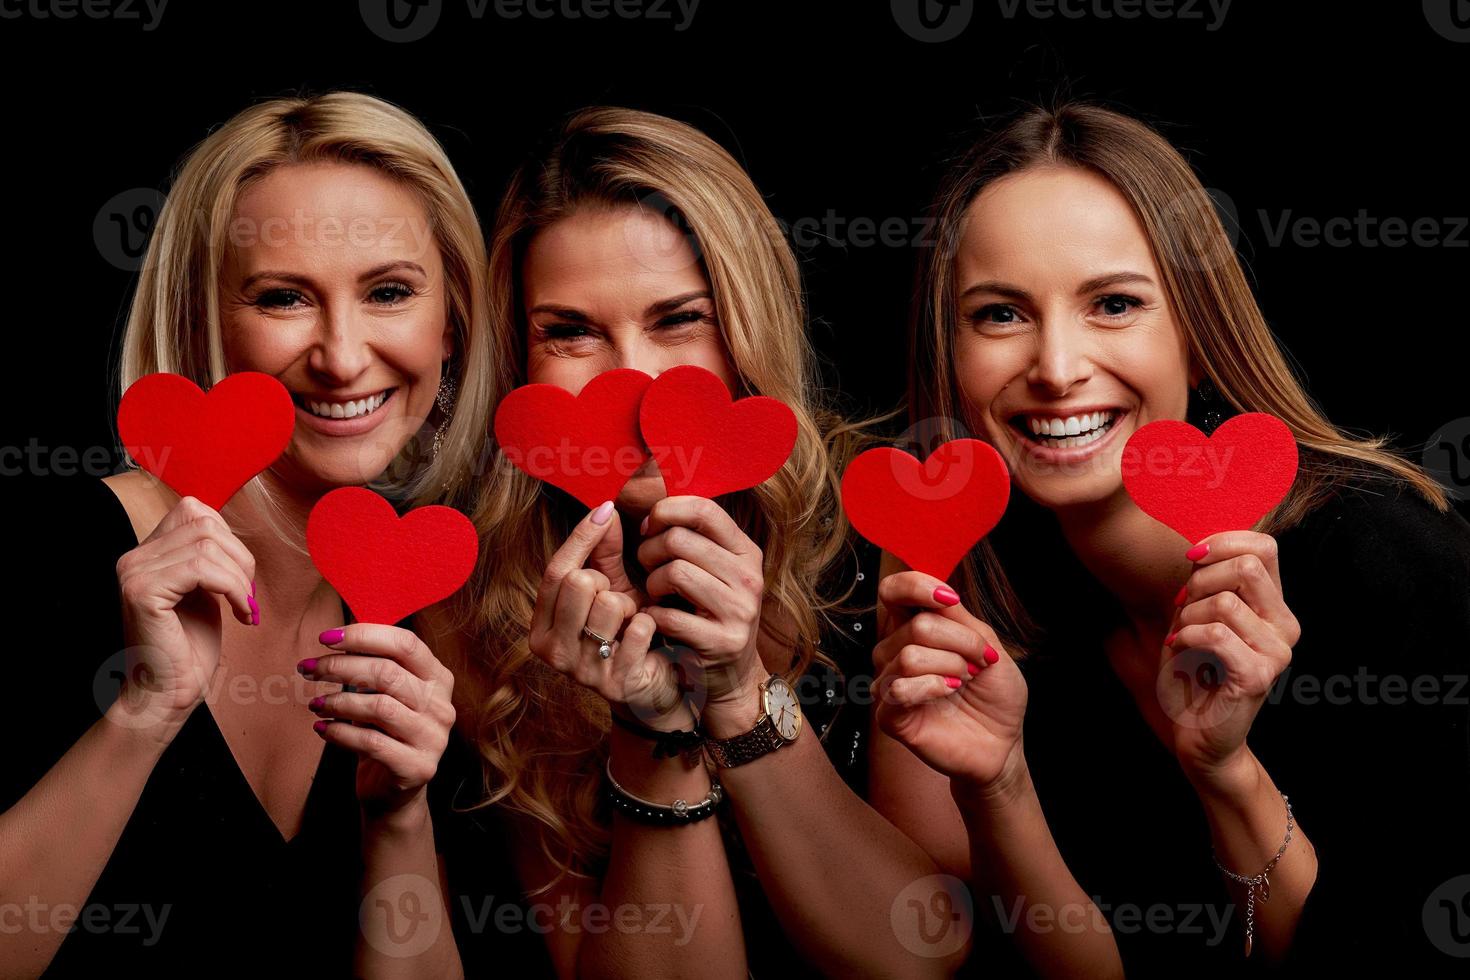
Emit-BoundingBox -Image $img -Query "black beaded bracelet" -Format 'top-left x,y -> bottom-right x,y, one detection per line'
604,760 -> 722,825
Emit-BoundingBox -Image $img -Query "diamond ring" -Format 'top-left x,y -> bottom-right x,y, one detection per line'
582,626 -> 614,660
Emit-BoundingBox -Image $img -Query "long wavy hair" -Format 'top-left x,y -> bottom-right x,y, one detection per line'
445,107 -> 867,887
115,90 -> 494,532
909,100 -> 1451,657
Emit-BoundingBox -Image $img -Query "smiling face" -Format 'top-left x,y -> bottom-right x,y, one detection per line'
952,164 -> 1196,512
219,161 -> 451,492
522,202 -> 737,514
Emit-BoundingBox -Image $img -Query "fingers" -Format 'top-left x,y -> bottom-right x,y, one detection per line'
641,496 -> 755,557
547,569 -> 613,667
636,523 -> 751,593
318,624 -> 454,689
585,500 -> 639,596
1179,552 -> 1299,645
128,543 -> 254,626
878,673 -> 961,710
308,689 -> 444,747
643,557 -> 736,616
299,654 -> 436,713
314,718 -> 440,788
1165,620 -> 1284,698
1183,531 -> 1282,592
641,602 -> 726,653
584,589 -> 637,650
873,610 -> 990,671
877,567 -> 963,631
531,501 -> 619,638
148,496 -> 258,584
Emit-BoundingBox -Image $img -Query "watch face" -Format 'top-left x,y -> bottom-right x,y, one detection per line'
763,676 -> 801,741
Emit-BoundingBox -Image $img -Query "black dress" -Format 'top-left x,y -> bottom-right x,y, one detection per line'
960,479 -> 1470,977
0,472 -> 541,978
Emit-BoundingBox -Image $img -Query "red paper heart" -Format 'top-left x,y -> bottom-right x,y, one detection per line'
117,372 -> 296,511
639,365 -> 798,498
841,439 -> 1011,580
306,487 -> 479,625
1121,413 -> 1299,544
494,369 -> 653,509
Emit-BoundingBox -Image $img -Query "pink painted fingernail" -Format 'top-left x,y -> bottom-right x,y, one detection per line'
297,658 -> 318,675
983,645 -> 1000,665
1165,631 -> 1177,646
639,514 -> 650,535
250,579 -> 256,596
1174,585 -> 1188,607
1185,542 -> 1210,562
319,628 -> 344,645
247,594 -> 259,622
591,501 -> 615,525
966,663 -> 979,676
313,720 -> 329,735
933,585 -> 960,607
945,676 -> 963,689
309,696 -> 326,711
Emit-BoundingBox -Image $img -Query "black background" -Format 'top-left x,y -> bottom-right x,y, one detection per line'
4,0 -> 1467,512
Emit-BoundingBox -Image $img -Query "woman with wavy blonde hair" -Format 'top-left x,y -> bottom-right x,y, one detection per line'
870,100 -> 1470,976
421,107 -> 968,978
1,90 -> 494,976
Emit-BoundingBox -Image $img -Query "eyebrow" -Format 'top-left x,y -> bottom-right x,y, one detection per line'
958,271 -> 1155,303
527,290 -> 713,321
238,261 -> 428,292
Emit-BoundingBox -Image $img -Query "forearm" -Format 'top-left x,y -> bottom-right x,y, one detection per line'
952,763 -> 1124,980
0,699 -> 174,978
355,794 -> 463,980
703,691 -> 967,977
577,724 -> 745,980
1186,747 -> 1317,964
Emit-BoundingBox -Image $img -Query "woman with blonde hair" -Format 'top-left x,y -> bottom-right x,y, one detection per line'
419,107 -> 968,978
871,100 -> 1470,976
0,90 -> 499,977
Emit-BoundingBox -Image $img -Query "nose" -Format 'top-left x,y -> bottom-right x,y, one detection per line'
614,333 -> 679,379
1027,319 -> 1093,396
307,303 -> 373,385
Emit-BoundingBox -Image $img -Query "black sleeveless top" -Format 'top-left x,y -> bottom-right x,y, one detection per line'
0,472 -> 544,977
958,480 -> 1470,977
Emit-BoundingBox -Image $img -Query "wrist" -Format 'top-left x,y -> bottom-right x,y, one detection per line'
1183,746 -> 1262,802
950,743 -> 1033,815
699,672 -> 767,740
361,787 -> 431,837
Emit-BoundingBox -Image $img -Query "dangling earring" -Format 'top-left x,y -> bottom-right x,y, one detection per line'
1189,376 -> 1228,436
431,368 -> 457,460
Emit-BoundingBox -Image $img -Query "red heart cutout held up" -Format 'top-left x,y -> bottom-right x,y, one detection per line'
307,487 -> 479,626
639,365 -> 798,498
841,439 -> 1011,581
494,369 -> 653,509
1121,412 -> 1299,545
117,371 -> 296,511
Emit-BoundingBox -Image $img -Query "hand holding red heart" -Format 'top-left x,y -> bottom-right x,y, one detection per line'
872,570 -> 1030,804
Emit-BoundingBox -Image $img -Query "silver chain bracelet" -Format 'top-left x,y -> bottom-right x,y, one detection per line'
1213,792 -> 1293,957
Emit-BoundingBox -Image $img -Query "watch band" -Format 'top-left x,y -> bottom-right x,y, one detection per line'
703,712 -> 789,768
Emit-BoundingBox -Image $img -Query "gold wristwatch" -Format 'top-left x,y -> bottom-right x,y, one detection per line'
703,674 -> 802,768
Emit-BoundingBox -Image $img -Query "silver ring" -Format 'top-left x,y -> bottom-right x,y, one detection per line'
583,626 -> 614,660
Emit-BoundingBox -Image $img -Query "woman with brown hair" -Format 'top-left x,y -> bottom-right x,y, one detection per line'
419,107 -> 967,978
0,90 -> 499,977
869,100 -> 1470,976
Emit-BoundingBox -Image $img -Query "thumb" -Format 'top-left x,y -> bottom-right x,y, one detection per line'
586,505 -> 637,596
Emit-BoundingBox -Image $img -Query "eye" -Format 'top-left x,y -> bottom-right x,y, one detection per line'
255,288 -> 306,310
966,303 -> 1025,326
1095,294 -> 1144,318
656,309 -> 713,329
538,322 -> 594,342
369,281 -> 415,305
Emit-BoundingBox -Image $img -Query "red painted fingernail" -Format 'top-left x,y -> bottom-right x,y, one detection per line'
1165,631 -> 1177,646
297,658 -> 318,674
1185,542 -> 1210,561
967,662 -> 979,676
933,585 -> 960,606
945,676 -> 963,689
1174,585 -> 1188,607
983,645 -> 1000,665
313,720 -> 329,735
319,628 -> 344,645
309,696 -> 326,711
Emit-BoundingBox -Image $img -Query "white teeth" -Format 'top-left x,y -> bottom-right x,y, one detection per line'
1021,409 -> 1118,447
306,390 -> 389,420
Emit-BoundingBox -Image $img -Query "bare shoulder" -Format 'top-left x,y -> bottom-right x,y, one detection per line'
100,470 -> 172,544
